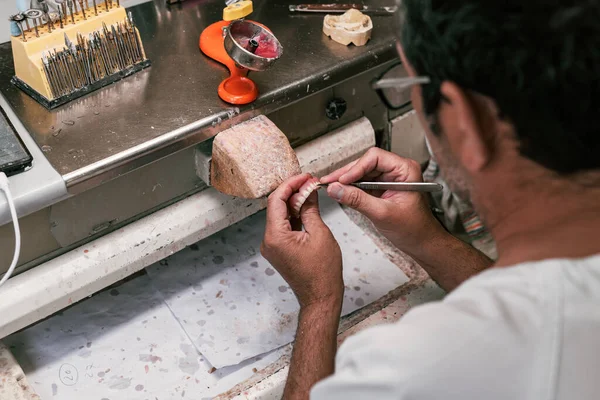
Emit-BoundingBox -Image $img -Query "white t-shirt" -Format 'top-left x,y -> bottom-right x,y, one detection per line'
312,254 -> 600,400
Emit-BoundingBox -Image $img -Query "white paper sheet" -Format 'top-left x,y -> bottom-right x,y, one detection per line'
4,274 -> 287,400
146,192 -> 409,369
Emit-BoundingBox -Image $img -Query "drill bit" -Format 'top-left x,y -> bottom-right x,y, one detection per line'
96,33 -> 111,74
119,23 -> 132,64
93,0 -> 98,16
79,0 -> 87,19
42,52 -> 60,98
126,22 -> 138,62
128,11 -> 143,60
54,0 -> 65,27
41,53 -> 53,95
49,12 -> 59,29
38,0 -> 53,32
62,51 -> 77,89
64,34 -> 81,86
24,9 -> 43,37
105,24 -> 119,69
10,14 -> 27,42
64,32 -> 75,53
68,1 -> 75,24
24,11 -> 41,38
114,24 -> 125,64
47,52 -> 62,95
38,0 -> 48,13
46,53 -> 59,96
48,52 -> 61,94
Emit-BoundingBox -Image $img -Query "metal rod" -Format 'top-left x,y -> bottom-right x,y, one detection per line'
68,1 -> 75,24
128,12 -> 143,60
46,15 -> 53,33
19,22 -> 27,41
318,182 -> 443,192
11,14 -> 27,41
78,0 -> 86,19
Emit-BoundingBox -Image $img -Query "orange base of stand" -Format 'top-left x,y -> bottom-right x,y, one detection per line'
200,20 -> 258,105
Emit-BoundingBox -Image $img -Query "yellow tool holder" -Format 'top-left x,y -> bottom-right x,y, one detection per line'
11,4 -> 149,109
222,0 -> 253,21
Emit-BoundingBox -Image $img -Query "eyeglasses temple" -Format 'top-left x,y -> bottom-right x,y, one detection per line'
372,76 -> 431,90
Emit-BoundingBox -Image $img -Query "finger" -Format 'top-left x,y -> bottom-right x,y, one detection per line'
320,160 -> 358,184
338,148 -> 396,184
383,157 -> 424,183
299,190 -> 327,232
327,183 -> 389,221
266,174 -> 312,232
365,189 -> 385,198
338,148 -> 418,184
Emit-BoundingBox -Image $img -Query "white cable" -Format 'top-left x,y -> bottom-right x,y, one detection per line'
0,172 -> 21,288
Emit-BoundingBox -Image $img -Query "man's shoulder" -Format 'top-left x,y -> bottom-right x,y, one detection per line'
451,253 -> 600,307
313,274 -> 544,400
341,262 -> 557,378
311,264 -> 550,400
312,256 -> 600,400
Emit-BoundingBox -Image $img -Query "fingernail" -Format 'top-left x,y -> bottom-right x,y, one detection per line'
328,183 -> 344,200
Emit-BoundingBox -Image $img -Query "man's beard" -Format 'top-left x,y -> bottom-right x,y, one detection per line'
427,114 -> 474,207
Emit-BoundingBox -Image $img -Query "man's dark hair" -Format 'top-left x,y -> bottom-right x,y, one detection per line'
399,0 -> 600,174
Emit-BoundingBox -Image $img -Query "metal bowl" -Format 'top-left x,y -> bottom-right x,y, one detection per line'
224,20 -> 283,72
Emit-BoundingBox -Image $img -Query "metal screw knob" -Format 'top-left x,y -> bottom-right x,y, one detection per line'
325,98 -> 347,120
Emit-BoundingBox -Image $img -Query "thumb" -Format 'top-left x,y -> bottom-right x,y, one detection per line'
327,183 -> 387,221
299,191 -> 327,232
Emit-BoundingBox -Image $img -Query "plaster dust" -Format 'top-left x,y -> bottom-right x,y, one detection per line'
145,191 -> 409,369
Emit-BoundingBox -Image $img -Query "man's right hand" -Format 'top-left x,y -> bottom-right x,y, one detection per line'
320,148 -> 447,255
321,148 -> 493,291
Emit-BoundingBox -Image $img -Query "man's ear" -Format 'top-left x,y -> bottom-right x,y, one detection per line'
439,81 -> 491,173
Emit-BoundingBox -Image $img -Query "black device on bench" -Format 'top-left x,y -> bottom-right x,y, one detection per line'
0,106 -> 32,176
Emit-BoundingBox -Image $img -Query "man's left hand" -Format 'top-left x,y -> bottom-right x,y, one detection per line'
261,174 -> 343,309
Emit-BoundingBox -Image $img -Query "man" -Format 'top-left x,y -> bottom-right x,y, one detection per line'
260,0 -> 600,399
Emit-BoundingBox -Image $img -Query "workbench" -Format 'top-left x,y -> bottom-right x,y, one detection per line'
0,1 -> 443,398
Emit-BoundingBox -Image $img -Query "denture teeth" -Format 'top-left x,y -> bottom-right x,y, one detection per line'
291,180 -> 320,215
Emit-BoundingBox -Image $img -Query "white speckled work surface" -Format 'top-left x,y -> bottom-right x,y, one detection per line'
145,192 -> 409,369
3,193 -> 408,399
4,274 -> 286,400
